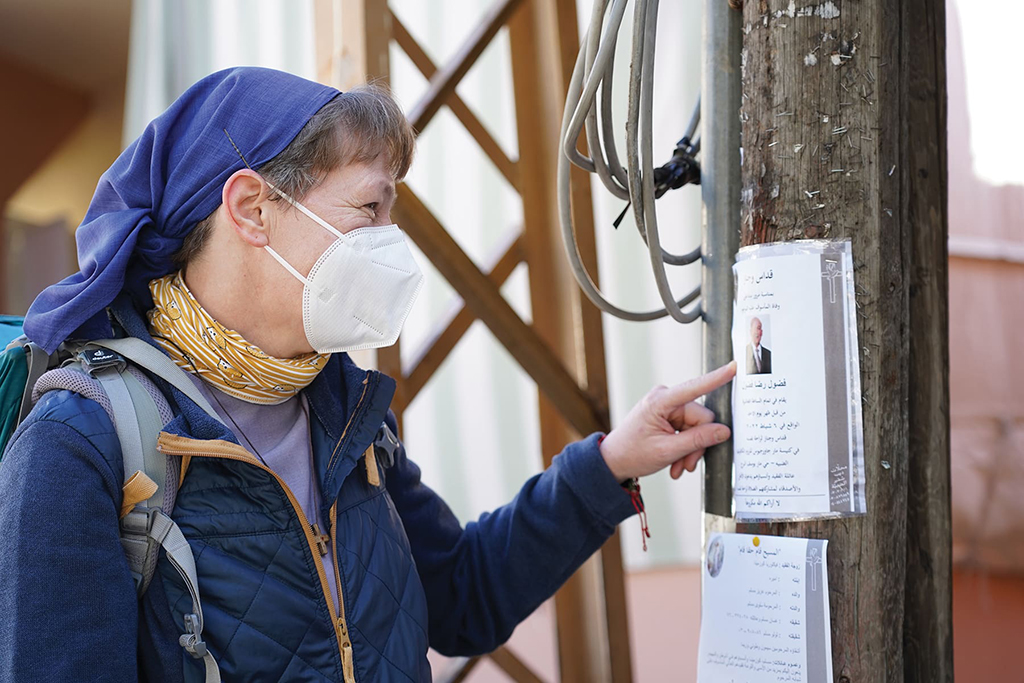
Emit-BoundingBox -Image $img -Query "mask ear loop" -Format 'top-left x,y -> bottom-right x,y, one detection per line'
221,128 -> 349,243
262,181 -> 348,242
263,244 -> 314,287
222,129 -> 339,298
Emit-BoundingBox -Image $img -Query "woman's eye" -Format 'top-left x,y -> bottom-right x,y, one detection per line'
364,202 -> 378,215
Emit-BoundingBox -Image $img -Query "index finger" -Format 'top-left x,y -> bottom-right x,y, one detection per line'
658,361 -> 737,410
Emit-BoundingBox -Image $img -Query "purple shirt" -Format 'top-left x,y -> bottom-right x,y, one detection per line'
191,376 -> 340,611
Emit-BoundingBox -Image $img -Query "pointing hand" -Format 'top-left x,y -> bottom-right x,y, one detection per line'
599,362 -> 737,481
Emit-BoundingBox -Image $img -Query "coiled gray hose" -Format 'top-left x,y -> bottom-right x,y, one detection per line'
558,0 -> 702,322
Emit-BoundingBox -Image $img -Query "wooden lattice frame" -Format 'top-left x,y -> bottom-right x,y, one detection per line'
315,1 -> 633,681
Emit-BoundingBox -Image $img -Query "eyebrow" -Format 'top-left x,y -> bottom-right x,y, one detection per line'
370,180 -> 396,203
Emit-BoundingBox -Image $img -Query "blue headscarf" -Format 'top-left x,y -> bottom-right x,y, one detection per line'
24,67 -> 340,354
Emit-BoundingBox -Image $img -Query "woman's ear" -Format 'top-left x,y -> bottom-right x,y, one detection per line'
222,169 -> 272,248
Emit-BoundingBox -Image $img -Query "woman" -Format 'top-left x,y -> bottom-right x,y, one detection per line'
0,67 -> 734,682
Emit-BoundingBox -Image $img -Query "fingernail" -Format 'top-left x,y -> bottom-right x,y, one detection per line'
715,427 -> 730,442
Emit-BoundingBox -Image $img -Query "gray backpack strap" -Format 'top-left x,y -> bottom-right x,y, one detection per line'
119,369 -> 168,508
71,345 -> 221,683
105,365 -> 172,593
150,510 -> 221,680
122,508 -> 220,682
32,365 -> 178,511
88,338 -> 220,421
79,350 -> 148,483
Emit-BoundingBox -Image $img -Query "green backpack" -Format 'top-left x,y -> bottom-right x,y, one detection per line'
0,316 -> 36,448
0,326 -> 222,683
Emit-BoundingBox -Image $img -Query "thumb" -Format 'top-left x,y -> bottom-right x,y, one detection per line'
667,423 -> 731,460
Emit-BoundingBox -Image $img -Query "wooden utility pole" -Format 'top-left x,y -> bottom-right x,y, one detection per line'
737,1 -> 952,681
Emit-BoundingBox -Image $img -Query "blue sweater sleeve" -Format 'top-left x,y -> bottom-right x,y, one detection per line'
0,396 -> 138,683
383,414 -> 637,657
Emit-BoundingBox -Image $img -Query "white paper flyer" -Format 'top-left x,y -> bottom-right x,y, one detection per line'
698,533 -> 833,683
731,240 -> 866,521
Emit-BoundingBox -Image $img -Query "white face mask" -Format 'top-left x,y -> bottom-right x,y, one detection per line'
262,183 -> 423,354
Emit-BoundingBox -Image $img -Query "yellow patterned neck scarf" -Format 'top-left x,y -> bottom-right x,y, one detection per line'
147,271 -> 329,405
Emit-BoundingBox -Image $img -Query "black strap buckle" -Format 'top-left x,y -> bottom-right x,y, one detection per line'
373,423 -> 399,469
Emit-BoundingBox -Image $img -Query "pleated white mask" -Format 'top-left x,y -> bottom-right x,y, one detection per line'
262,183 -> 423,354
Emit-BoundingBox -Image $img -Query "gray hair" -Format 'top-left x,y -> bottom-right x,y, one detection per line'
173,82 -> 415,267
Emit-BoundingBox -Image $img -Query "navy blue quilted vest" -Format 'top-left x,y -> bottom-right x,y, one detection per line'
149,367 -> 431,682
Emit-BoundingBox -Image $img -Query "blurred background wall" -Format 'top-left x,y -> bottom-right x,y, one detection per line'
0,0 -> 1019,681
0,1 -> 128,313
945,2 -> 1024,680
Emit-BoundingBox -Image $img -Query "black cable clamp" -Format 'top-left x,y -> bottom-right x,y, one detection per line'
613,135 -> 701,229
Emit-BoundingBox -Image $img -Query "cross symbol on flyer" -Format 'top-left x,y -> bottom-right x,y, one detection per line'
821,259 -> 842,304
806,547 -> 822,592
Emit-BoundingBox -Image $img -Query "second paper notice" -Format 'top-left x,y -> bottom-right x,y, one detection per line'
731,240 -> 866,521
697,533 -> 833,683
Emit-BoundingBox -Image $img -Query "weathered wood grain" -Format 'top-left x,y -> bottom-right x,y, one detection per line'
737,1 -> 951,680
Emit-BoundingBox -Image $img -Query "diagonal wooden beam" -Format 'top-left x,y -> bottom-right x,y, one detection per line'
434,656 -> 481,683
391,11 -> 521,192
398,231 -> 524,412
407,0 -> 526,135
489,646 -> 548,683
434,646 -> 545,683
394,184 -> 607,436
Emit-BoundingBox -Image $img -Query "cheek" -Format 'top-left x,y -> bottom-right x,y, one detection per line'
274,224 -> 336,280
280,237 -> 332,307
262,235 -> 333,319
263,260 -> 305,324
298,232 -> 337,277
